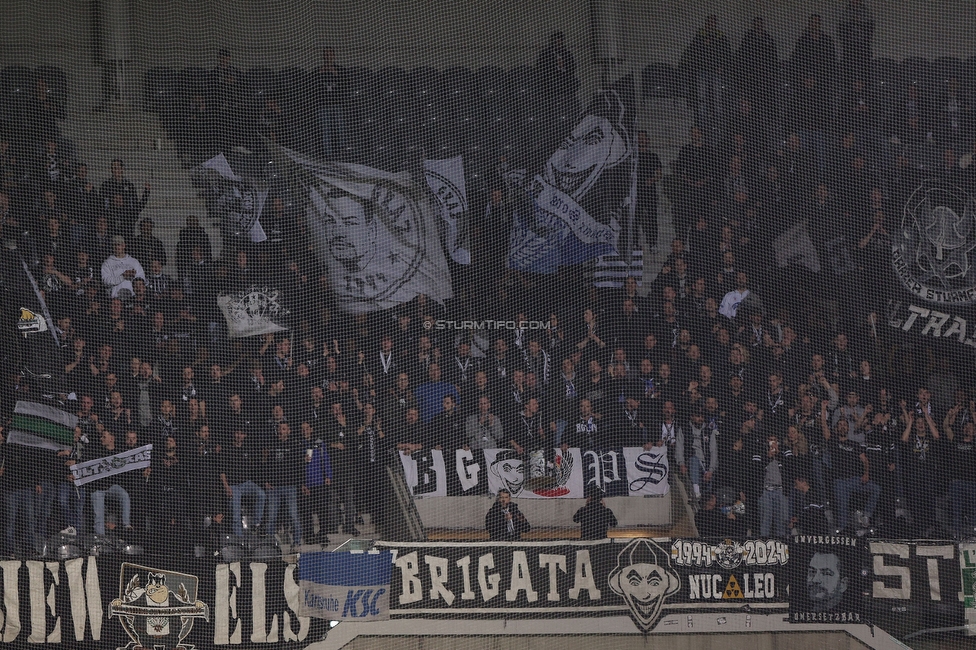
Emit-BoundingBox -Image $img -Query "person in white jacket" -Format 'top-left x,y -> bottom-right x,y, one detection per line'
100,236 -> 145,298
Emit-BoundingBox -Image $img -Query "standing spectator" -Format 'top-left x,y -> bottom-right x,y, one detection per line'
99,158 -> 149,236
3,429 -> 45,557
310,46 -> 346,159
325,402 -> 359,535
89,428 -> 135,537
680,15 -> 732,137
636,131 -> 663,250
837,0 -> 875,77
830,414 -> 880,533
210,48 -> 244,149
147,435 -> 186,554
900,406 -> 942,537
573,486 -> 618,539
128,218 -> 167,268
536,32 -> 579,100
263,422 -> 304,548
943,405 -> 976,537
754,433 -> 789,538
677,408 -> 718,502
220,429 -> 266,538
299,420 -> 333,544
188,424 -> 225,549
735,17 -> 779,113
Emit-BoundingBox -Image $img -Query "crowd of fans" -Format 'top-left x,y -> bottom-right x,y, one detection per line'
1,2 -> 976,560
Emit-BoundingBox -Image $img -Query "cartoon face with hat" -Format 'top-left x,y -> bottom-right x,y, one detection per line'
489,448 -> 525,496
608,538 -> 680,632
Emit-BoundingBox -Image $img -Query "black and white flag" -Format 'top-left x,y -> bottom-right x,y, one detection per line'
217,286 -> 290,338
198,153 -> 268,243
507,74 -> 638,273
424,155 -> 470,265
278,147 -> 453,313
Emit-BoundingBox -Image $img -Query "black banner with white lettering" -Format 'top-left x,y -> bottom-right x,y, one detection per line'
0,555 -> 324,648
863,540 -> 963,637
2,539 -> 969,644
380,538 -> 789,634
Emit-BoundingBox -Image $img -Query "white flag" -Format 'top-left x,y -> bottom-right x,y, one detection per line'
774,220 -> 821,273
216,286 -> 290,338
280,148 -> 453,314
199,153 -> 268,243
623,446 -> 670,496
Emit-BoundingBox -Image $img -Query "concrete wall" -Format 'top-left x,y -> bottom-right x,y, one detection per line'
341,632 -> 871,650
414,493 -> 671,529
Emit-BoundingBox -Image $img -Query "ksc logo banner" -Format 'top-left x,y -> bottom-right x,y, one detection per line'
298,551 -> 392,621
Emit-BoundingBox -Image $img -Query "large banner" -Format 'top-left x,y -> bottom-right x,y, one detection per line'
279,146 -> 453,313
885,178 -> 976,352
398,447 -> 669,499
865,540 -> 963,636
382,537 -> 788,634
0,539 -> 969,645
0,556 -> 317,648
507,75 -> 637,273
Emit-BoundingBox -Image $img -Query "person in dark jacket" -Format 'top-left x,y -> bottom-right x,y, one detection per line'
485,489 -> 530,541
299,420 -> 333,544
263,421 -> 304,547
573,487 -> 618,539
220,428 -> 266,538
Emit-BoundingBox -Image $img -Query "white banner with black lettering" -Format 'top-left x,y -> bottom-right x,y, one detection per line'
70,444 -> 153,486
622,446 -> 670,496
399,447 -> 666,499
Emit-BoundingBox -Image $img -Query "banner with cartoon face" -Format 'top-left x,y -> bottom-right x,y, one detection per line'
380,537 -> 789,634
398,447 -> 662,499
507,75 -> 637,274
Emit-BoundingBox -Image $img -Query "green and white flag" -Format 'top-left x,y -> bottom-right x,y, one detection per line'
7,400 -> 79,451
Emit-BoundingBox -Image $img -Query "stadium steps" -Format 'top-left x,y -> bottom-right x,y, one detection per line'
59,102 -> 222,269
